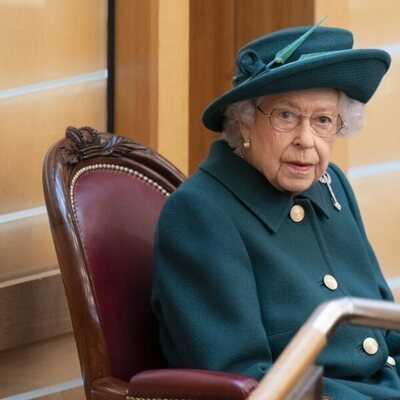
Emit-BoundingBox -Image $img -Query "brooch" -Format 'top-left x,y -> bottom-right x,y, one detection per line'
318,172 -> 342,211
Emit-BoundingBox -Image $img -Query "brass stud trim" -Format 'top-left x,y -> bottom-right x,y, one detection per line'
126,397 -> 195,400
70,163 -> 170,214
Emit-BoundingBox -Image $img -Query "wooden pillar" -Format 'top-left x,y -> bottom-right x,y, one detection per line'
157,0 -> 190,175
114,0 -> 159,150
115,0 -> 190,174
235,0 -> 315,48
188,0 -> 236,173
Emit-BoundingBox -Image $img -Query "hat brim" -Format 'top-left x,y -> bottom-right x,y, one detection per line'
202,49 -> 390,132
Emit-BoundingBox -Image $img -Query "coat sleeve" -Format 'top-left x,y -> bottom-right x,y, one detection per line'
322,377 -> 373,400
152,188 -> 272,380
329,163 -> 400,374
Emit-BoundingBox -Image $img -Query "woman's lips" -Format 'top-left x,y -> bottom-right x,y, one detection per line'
286,161 -> 314,173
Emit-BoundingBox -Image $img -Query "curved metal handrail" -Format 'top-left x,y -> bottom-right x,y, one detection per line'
250,297 -> 400,400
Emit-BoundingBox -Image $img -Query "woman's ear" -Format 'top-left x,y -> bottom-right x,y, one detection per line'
239,121 -> 251,143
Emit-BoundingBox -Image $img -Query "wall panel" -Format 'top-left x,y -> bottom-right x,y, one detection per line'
0,334 -> 80,397
188,0 -> 235,173
0,216 -> 56,282
0,273 -> 71,351
0,0 -> 107,89
352,172 -> 400,278
316,0 -> 400,296
349,0 -> 400,47
114,0 -> 159,149
0,81 -> 106,215
235,0 -> 314,47
0,3 -> 107,389
349,82 -> 400,166
157,0 -> 190,174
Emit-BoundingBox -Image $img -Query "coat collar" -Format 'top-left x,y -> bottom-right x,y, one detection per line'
199,139 -> 331,233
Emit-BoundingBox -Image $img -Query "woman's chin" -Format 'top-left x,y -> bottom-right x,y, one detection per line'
278,178 -> 315,197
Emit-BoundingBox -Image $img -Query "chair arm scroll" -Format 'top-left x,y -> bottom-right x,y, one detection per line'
128,369 -> 258,400
92,377 -> 129,400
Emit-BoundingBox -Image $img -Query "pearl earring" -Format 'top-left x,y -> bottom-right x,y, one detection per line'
243,138 -> 251,149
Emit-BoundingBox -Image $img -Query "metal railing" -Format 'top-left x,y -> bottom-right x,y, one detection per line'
250,297 -> 400,400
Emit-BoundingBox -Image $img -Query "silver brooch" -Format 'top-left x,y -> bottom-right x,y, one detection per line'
318,172 -> 342,211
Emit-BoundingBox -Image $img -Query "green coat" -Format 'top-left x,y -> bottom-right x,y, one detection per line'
152,139 -> 400,399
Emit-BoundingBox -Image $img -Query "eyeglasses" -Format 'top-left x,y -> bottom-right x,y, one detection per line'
256,106 -> 344,137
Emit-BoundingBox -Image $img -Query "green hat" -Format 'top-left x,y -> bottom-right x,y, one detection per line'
202,22 -> 391,132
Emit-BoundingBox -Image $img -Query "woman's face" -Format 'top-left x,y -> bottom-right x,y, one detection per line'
241,88 -> 339,197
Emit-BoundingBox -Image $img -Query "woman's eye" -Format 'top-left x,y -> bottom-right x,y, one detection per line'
278,110 -> 295,120
316,115 -> 333,125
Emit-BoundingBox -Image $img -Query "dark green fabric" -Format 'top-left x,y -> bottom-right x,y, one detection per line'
152,139 -> 400,399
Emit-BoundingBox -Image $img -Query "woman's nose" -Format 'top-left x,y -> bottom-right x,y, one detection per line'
293,118 -> 315,148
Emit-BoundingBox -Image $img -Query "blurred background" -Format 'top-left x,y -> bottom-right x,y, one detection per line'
1,0 -> 399,398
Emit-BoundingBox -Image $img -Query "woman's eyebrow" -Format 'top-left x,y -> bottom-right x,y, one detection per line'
271,98 -> 302,109
272,99 -> 338,113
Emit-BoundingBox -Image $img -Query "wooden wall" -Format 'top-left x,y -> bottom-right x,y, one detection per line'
114,0 -> 314,175
114,0 -> 159,150
0,0 -> 107,339
316,0 -> 400,298
1,0 -> 107,396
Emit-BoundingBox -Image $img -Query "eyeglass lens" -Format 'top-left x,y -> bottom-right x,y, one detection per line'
258,107 -> 342,136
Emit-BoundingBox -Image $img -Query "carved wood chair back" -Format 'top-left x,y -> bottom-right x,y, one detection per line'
43,127 -> 185,398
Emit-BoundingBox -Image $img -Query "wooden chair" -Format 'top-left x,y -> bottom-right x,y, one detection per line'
42,127 -> 258,400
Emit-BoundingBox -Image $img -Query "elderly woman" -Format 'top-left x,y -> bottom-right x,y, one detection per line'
152,24 -> 400,399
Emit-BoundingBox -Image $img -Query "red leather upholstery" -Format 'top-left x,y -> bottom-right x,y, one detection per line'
73,169 -> 166,380
129,369 -> 258,400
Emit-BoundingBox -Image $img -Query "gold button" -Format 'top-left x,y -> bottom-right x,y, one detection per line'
363,337 -> 379,355
290,205 -> 305,222
387,356 -> 396,366
323,274 -> 338,291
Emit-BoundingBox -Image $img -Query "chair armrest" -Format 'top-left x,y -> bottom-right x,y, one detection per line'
91,377 -> 129,400
128,369 -> 257,400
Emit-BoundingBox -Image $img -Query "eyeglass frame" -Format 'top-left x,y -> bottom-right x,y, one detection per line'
256,106 -> 344,137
